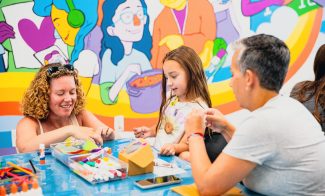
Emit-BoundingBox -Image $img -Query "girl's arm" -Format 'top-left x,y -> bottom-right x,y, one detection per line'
16,117 -> 102,153
159,133 -> 189,155
77,110 -> 115,141
174,133 -> 189,154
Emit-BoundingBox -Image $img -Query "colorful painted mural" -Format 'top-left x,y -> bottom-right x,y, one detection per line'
0,0 -> 324,130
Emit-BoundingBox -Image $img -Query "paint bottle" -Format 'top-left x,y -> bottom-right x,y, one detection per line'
31,179 -> 43,195
39,144 -> 45,165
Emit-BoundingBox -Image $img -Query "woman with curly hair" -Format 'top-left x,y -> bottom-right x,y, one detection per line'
291,44 -> 325,132
16,63 -> 114,153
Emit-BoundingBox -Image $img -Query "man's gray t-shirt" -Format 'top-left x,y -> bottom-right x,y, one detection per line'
223,95 -> 325,196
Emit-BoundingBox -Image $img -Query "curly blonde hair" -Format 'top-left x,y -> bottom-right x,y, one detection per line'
21,63 -> 85,120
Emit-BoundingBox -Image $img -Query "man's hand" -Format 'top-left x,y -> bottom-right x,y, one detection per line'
205,108 -> 229,133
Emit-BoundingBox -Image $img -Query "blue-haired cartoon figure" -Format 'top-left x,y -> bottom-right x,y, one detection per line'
33,0 -> 101,94
100,0 -> 152,105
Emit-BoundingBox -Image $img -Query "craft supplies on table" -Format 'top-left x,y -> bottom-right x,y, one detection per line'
68,152 -> 128,184
0,161 -> 43,195
50,140 -> 107,166
39,144 -> 46,165
51,140 -> 126,184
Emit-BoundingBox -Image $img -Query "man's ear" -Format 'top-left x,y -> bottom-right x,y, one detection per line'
244,69 -> 256,90
107,26 -> 115,36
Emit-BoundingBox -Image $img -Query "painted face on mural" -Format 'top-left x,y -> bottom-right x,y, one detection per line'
109,0 -> 147,42
163,60 -> 189,102
48,76 -> 77,118
160,0 -> 187,10
51,5 -> 80,46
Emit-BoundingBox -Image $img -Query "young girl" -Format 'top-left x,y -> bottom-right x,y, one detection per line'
133,46 -> 212,160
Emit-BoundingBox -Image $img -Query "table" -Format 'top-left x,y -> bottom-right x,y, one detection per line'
0,138 -> 262,196
0,139 -> 194,196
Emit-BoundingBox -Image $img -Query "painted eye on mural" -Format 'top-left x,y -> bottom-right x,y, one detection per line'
120,12 -> 133,24
119,8 -> 145,24
136,9 -> 144,19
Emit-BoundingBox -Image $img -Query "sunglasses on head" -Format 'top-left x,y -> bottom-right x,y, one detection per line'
47,64 -> 74,77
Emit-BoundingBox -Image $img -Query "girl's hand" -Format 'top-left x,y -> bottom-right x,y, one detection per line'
133,126 -> 153,138
160,143 -> 176,156
70,126 -> 103,146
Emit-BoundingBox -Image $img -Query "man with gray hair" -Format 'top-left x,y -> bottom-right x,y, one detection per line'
185,34 -> 325,195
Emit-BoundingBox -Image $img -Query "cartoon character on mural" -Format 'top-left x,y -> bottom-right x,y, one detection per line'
210,0 -> 240,44
0,22 -> 15,72
241,0 -> 320,32
314,0 -> 325,7
205,38 -> 228,83
315,0 -> 325,33
241,0 -> 286,16
150,0 -> 216,69
204,0 -> 240,83
99,0 -> 154,110
33,0 -> 101,94
0,0 -> 52,72
44,50 -> 68,65
206,0 -> 291,82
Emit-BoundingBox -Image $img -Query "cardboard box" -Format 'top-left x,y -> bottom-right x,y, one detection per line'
118,139 -> 154,176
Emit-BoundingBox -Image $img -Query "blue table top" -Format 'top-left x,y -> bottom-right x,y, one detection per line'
0,139 -> 194,196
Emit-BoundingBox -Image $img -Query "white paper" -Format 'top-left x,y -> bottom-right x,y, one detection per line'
153,158 -> 186,177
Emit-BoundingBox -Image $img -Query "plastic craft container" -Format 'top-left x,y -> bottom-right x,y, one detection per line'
68,152 -> 128,184
50,140 -> 97,166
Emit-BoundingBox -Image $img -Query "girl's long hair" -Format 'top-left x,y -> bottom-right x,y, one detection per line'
291,44 -> 325,124
156,46 -> 212,132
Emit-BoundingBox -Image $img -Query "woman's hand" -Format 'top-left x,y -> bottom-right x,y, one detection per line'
98,127 -> 115,141
133,126 -> 154,138
160,143 -> 176,156
70,125 -> 103,146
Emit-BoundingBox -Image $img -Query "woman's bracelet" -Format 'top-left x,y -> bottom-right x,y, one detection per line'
186,132 -> 204,144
